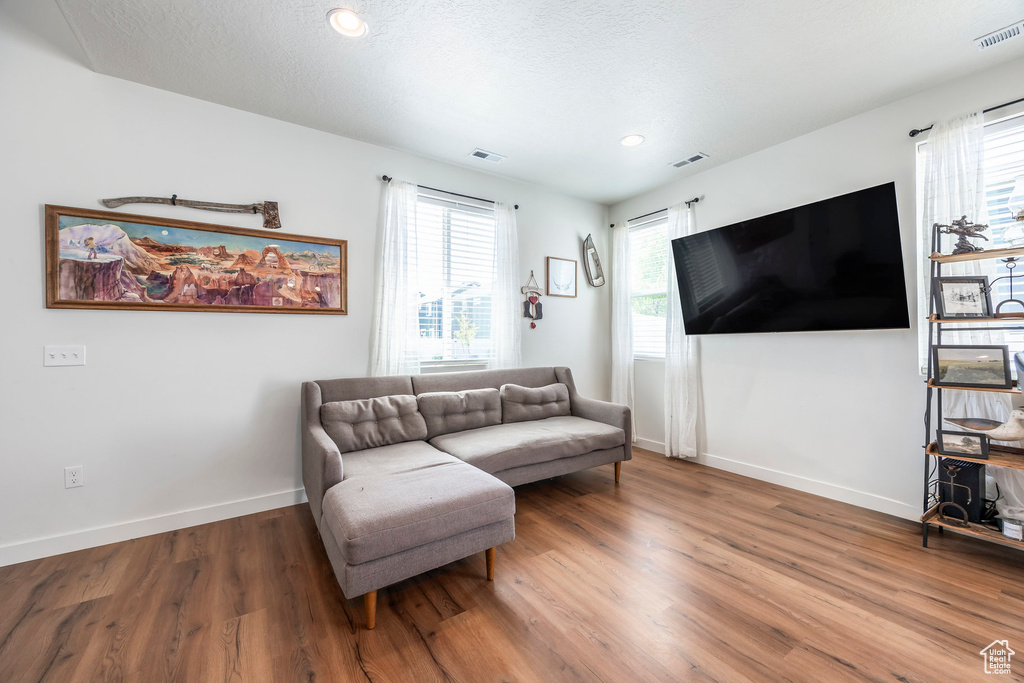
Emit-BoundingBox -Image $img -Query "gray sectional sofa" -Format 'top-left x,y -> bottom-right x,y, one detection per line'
301,366 -> 631,628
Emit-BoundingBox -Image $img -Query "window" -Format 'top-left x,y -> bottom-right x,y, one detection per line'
629,214 -> 669,358
917,112 -> 1024,368
413,189 -> 497,366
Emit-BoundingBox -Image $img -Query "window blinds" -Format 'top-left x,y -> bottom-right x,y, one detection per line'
413,189 -> 498,364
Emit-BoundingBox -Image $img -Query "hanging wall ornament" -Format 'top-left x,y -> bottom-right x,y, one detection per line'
582,234 -> 605,287
521,270 -> 543,329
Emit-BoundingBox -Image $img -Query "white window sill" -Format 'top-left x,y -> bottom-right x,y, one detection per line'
419,361 -> 490,374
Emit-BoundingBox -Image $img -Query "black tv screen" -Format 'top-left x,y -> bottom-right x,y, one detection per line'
670,182 -> 910,335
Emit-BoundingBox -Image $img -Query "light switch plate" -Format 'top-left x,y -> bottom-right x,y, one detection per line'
44,345 -> 86,367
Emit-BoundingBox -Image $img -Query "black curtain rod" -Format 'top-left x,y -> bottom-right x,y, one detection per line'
909,95 -> 1024,138
382,175 -> 518,210
609,197 -> 699,228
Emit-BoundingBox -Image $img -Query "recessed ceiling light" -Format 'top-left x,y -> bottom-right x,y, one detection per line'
327,9 -> 367,38
620,134 -> 645,147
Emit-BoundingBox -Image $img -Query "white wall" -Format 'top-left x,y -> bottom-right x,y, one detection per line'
0,0 -> 610,566
612,56 -> 1024,520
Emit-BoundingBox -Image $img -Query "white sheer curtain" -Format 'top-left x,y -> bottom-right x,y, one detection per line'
665,202 -> 703,459
610,224 -> 635,437
922,112 -> 1024,517
918,112 -> 986,371
369,179 -> 421,376
489,202 -> 522,369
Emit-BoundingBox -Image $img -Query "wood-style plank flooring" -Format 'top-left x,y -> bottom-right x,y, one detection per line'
2,448 -> 1024,682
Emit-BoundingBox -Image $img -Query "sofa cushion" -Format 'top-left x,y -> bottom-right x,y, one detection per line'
417,388 -> 502,440
429,415 -> 625,474
320,395 -> 428,454
500,383 -> 571,424
321,458 -> 515,565
341,440 -> 454,480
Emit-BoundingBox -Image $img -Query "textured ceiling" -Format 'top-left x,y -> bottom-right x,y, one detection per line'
55,0 -> 1024,204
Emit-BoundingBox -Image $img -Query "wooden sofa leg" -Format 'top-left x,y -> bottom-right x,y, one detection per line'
615,462 -> 621,484
486,547 -> 496,581
365,590 -> 377,629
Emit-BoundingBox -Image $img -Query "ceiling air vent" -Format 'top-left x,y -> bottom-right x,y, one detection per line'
974,21 -> 1024,51
470,148 -> 506,164
671,152 -> 708,169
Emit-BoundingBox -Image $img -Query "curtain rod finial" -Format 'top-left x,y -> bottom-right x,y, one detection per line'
382,174 -> 393,182
909,130 -> 922,138
514,204 -> 519,210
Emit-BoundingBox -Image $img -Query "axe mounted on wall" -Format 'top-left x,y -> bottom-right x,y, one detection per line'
100,195 -> 281,230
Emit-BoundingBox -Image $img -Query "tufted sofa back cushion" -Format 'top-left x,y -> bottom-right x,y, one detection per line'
320,395 -> 428,454
417,388 -> 502,440
500,383 -> 571,424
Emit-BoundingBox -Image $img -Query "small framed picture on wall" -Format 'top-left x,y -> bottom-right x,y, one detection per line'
546,257 -> 577,298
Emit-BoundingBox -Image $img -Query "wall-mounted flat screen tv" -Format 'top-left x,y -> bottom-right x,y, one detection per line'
670,182 -> 909,335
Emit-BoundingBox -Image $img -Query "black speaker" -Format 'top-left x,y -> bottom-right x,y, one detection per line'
938,460 -> 984,524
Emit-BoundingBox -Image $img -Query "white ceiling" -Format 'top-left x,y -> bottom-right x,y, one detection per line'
55,0 -> 1024,204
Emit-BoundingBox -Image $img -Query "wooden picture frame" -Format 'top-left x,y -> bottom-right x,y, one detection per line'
933,276 -> 992,319
932,344 -> 1012,389
546,256 -> 577,298
936,430 -> 989,459
46,205 -> 347,315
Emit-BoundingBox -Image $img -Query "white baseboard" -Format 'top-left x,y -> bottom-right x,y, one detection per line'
633,439 -> 918,521
634,437 -> 666,455
0,488 -> 308,568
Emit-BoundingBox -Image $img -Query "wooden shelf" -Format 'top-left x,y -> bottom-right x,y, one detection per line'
926,442 -> 1024,470
929,314 -> 1024,324
930,246 -> 1024,263
921,505 -> 1024,551
926,379 -> 1018,394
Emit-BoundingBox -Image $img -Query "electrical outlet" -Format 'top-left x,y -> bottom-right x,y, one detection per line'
64,466 -> 84,489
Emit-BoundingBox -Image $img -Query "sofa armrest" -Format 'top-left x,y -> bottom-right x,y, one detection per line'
302,382 -> 344,528
571,396 -> 632,461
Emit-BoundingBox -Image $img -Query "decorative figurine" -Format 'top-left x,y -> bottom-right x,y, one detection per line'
937,215 -> 989,255
944,407 -> 1024,442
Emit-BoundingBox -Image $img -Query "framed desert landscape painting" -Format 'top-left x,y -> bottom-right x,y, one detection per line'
45,205 -> 347,314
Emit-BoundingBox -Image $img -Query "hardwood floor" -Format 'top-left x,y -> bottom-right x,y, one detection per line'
2,448 -> 1024,681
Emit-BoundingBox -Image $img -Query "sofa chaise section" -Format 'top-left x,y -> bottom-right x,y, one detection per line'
302,381 -> 515,628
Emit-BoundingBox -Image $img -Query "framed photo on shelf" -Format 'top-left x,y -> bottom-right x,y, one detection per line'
936,430 -> 989,459
932,344 -> 1012,389
933,276 -> 992,319
546,256 -> 577,298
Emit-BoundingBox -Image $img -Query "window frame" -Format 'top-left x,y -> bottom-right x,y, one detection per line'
628,212 -> 670,360
412,188 -> 499,370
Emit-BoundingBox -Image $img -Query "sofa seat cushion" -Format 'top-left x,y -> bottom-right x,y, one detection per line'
321,455 -> 515,566
429,415 -> 625,474
340,440 -> 455,480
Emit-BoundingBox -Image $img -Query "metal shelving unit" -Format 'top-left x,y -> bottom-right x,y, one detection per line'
922,228 -> 1024,549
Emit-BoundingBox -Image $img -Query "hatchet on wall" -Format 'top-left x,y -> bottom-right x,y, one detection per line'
100,195 -> 282,230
